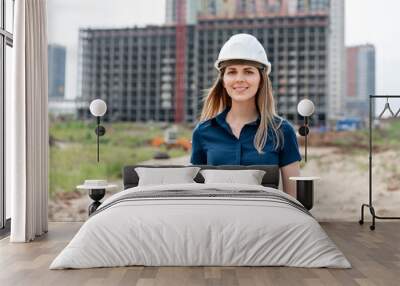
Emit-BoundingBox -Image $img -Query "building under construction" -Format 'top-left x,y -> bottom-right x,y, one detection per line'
78,0 -> 344,126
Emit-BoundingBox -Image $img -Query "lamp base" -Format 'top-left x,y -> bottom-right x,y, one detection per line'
88,188 -> 106,215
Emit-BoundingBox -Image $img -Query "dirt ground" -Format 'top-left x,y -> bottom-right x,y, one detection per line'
300,147 -> 400,221
48,147 -> 400,222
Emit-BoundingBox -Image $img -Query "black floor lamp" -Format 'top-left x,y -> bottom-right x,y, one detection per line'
89,99 -> 107,162
297,98 -> 315,162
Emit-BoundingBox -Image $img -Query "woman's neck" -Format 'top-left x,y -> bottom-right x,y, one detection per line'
227,101 -> 259,124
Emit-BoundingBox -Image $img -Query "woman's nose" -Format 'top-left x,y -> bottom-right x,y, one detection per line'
234,73 -> 245,82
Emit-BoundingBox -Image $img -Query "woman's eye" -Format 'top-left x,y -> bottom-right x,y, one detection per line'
227,71 -> 236,75
245,70 -> 254,74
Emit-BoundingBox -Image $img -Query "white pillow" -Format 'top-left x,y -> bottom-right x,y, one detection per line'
200,169 -> 266,185
135,167 -> 201,186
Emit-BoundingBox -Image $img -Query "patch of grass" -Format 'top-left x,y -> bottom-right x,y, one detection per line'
49,120 -> 193,197
329,119 -> 400,151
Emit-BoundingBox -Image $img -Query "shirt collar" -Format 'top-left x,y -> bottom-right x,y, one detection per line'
214,106 -> 261,128
214,106 -> 230,127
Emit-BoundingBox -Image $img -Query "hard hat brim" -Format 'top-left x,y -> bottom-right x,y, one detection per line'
215,58 -> 271,75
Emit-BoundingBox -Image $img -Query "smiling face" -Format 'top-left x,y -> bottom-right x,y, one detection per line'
222,64 -> 261,103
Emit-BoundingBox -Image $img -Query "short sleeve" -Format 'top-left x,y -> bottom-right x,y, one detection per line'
279,121 -> 302,167
190,124 -> 207,165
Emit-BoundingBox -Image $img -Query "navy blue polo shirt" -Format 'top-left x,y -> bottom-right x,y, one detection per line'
190,107 -> 301,167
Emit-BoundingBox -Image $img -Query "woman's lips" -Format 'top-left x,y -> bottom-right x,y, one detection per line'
233,87 -> 248,92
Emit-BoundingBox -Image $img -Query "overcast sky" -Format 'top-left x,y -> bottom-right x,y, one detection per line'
47,0 -> 400,111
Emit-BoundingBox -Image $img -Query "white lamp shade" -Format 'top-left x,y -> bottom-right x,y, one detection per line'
297,99 -> 315,117
89,99 -> 107,117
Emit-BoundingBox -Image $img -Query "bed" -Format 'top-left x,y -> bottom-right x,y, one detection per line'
50,165 -> 351,269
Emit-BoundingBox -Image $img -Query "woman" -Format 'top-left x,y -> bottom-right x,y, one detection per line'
190,33 -> 301,197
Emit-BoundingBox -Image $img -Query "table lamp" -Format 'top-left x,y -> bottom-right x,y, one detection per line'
297,99 -> 315,162
89,99 -> 107,162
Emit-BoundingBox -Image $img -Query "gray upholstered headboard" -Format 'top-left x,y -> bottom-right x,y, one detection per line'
123,165 -> 280,190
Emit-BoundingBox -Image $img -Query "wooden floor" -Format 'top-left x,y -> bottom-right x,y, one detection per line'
0,222 -> 399,286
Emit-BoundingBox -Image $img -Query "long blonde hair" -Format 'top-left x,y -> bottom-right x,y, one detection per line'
199,60 -> 283,154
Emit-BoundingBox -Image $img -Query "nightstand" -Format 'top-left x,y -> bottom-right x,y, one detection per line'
289,176 -> 320,210
77,183 -> 118,215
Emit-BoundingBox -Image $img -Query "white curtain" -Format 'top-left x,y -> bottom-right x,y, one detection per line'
8,0 -> 49,242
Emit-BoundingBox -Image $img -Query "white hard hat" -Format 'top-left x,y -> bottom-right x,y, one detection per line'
214,33 -> 271,75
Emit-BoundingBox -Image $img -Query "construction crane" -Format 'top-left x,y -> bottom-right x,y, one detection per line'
174,0 -> 186,123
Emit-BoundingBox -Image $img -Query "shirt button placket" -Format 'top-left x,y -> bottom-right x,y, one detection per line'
236,141 -> 241,165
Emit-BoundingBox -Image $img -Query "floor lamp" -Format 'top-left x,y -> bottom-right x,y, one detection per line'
89,99 -> 107,162
297,99 -> 315,162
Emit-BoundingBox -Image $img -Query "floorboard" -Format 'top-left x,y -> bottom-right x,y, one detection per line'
0,222 -> 399,286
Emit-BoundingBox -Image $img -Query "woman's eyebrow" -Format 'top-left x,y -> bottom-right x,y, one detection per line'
226,67 -> 255,71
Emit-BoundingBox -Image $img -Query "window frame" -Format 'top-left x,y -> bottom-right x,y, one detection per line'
0,0 -> 14,235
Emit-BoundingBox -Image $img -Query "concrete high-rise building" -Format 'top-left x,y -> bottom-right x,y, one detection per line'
346,44 -> 376,119
327,0 -> 345,123
78,13 -> 329,126
48,44 -> 66,99
78,26 -> 195,122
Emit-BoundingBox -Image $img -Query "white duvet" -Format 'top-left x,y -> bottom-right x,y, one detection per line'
50,183 -> 351,269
